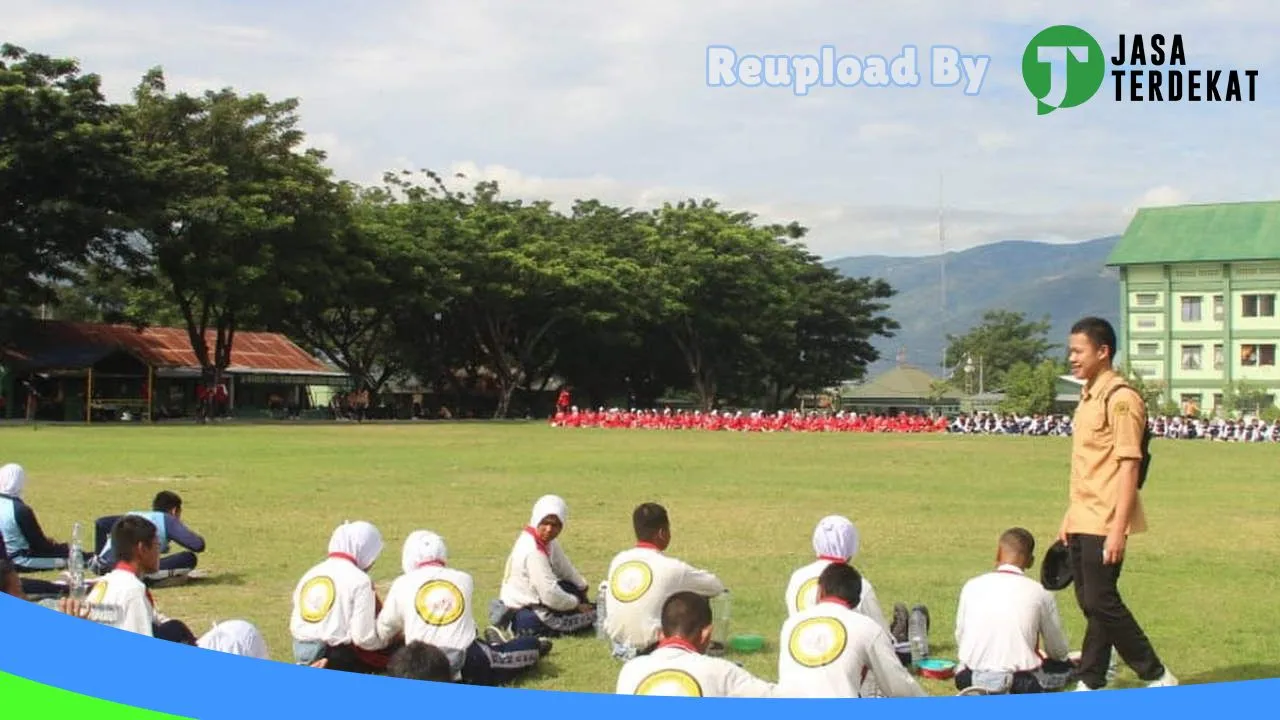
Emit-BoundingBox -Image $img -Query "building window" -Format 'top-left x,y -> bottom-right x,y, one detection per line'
1181,296 -> 1202,322
1214,344 -> 1224,370
1214,393 -> 1223,408
1137,342 -> 1158,356
1133,366 -> 1156,378
1241,344 -> 1277,367
1242,294 -> 1276,318
1180,345 -> 1203,370
1135,293 -> 1158,306
1213,295 -> 1224,321
1137,317 -> 1157,329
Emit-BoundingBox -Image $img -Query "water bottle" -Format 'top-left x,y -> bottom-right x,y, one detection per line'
908,608 -> 928,669
68,522 -> 86,603
595,580 -> 609,640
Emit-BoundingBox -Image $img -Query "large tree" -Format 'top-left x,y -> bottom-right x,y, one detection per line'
0,44 -> 141,341
124,69 -> 340,417
944,309 -> 1056,392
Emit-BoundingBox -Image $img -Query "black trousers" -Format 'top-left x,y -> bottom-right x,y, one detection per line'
1067,533 -> 1165,688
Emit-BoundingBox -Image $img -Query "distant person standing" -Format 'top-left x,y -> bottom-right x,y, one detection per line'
557,387 -> 571,415
1060,317 -> 1175,691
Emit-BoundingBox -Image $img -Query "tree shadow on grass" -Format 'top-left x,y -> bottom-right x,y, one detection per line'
1184,664 -> 1280,684
148,572 -> 248,590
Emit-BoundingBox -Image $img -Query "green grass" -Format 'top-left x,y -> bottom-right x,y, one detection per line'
4,423 -> 1279,694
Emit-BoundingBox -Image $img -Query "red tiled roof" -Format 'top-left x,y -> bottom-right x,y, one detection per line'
3,321 -> 341,375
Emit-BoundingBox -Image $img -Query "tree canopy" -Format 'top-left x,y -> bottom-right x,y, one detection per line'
3,45 -> 901,417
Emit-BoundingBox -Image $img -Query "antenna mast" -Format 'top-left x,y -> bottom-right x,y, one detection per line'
938,173 -> 947,374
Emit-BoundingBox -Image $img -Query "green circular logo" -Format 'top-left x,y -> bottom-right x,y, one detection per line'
1022,25 -> 1105,115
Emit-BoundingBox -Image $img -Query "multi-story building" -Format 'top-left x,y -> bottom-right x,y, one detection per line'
1107,200 -> 1280,416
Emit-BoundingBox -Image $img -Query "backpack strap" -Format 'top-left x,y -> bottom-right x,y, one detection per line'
1103,380 -> 1153,489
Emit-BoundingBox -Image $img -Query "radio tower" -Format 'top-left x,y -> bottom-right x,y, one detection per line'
938,173 -> 947,375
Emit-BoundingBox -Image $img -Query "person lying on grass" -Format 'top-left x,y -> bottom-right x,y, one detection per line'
92,490 -> 206,579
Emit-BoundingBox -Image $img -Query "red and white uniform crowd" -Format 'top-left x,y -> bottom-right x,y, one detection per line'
549,408 -> 951,433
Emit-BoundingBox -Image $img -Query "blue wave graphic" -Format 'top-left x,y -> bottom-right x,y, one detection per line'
1,593 -> 1275,717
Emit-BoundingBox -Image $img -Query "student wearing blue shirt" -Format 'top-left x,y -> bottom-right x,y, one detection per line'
1,463 -> 93,573
92,491 -> 206,576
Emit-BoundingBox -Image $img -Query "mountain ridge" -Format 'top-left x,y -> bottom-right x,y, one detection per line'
827,236 -> 1122,379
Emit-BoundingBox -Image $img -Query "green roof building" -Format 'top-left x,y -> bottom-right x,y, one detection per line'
1106,200 -> 1280,415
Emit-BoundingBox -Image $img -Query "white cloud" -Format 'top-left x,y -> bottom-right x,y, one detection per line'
4,0 -> 1276,259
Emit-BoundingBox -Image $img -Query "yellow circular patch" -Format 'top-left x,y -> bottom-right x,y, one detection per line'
788,616 -> 848,669
795,578 -> 819,612
635,669 -> 703,697
415,579 -> 465,626
87,581 -> 107,604
298,576 -> 336,624
610,561 -> 653,604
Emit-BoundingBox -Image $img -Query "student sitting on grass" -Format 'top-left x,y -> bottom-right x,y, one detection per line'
378,530 -> 548,685
494,495 -> 596,638
92,490 -> 206,577
290,520 -> 399,672
0,463 -> 93,573
85,514 -> 197,644
386,642 -> 456,682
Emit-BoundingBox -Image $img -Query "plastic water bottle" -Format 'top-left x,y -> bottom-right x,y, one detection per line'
68,522 -> 86,603
595,580 -> 609,640
908,608 -> 928,669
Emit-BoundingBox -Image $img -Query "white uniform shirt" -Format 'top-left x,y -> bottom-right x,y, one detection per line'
87,565 -> 154,637
616,640 -> 777,697
777,599 -> 924,698
376,561 -> 476,673
603,544 -> 725,649
499,528 -> 586,612
784,559 -> 889,633
290,555 -> 386,650
954,564 -> 1070,673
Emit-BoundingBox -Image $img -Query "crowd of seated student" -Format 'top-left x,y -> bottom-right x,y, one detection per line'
3,463 -> 1116,697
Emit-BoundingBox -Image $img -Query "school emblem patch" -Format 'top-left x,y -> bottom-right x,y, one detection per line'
299,576 -> 336,624
610,561 -> 653,603
415,579 -> 465,626
1113,400 -> 1130,416
796,577 -> 819,612
788,616 -> 848,669
635,669 -> 703,697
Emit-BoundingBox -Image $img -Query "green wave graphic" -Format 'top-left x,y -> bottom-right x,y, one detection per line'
0,670 -> 193,718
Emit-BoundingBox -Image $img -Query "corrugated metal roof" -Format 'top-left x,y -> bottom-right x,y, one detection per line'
1108,201 -> 1280,265
1,321 -> 341,375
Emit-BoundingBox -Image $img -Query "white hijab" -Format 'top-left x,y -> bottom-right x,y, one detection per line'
197,620 -> 270,660
328,520 -> 383,571
401,530 -> 448,575
812,515 -> 859,562
0,464 -> 25,498
528,495 -> 568,528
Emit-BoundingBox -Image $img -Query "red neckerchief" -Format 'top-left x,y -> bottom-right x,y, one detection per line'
657,637 -> 701,654
523,526 -> 549,556
817,555 -> 847,564
328,552 -> 359,565
115,561 -> 156,608
415,560 -> 446,569
636,542 -> 662,552
819,596 -> 852,609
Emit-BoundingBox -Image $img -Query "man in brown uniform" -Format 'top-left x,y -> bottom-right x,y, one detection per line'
1059,317 -> 1176,691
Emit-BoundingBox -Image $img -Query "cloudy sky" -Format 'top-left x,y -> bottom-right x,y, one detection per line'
6,1 -> 1277,259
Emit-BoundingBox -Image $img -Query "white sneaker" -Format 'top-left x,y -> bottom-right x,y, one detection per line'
1072,681 -> 1094,692
1147,670 -> 1178,688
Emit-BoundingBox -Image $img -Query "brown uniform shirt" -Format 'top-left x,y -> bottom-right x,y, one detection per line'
1067,368 -> 1147,537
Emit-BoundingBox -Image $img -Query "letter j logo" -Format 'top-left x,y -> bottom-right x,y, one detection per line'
1022,25 -> 1105,115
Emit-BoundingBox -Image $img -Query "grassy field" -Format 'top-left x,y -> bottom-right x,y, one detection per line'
3,422 -> 1279,695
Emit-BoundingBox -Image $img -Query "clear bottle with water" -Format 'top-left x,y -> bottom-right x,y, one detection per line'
68,522 -> 86,603
595,580 -> 609,640
908,607 -> 928,669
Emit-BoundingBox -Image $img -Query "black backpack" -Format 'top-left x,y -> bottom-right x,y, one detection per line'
1105,383 -> 1153,489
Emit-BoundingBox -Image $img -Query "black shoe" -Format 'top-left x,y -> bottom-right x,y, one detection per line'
891,603 -> 909,643
537,639 -> 553,657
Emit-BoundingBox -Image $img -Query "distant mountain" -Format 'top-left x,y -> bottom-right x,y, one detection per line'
828,236 -> 1121,379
